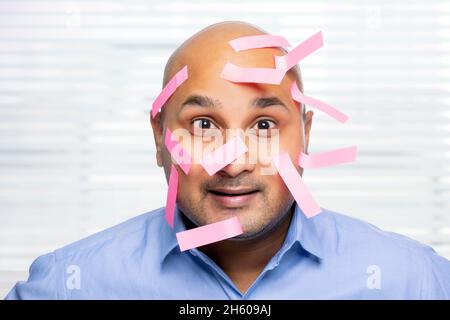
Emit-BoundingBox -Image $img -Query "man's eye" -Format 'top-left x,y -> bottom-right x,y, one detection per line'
192,118 -> 218,130
254,119 -> 276,130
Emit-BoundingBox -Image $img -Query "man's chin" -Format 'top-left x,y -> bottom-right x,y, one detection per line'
226,217 -> 280,241
180,200 -> 293,241
203,203 -> 257,221
229,206 -> 293,242
229,231 -> 266,241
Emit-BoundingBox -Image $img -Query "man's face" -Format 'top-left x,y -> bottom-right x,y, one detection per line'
152,37 -> 313,240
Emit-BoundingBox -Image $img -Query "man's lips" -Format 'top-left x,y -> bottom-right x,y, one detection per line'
207,187 -> 260,208
209,187 -> 259,196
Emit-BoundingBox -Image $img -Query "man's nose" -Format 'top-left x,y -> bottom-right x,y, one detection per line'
217,150 -> 256,178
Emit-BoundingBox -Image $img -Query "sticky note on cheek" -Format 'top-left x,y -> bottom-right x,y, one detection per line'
165,164 -> 178,228
299,146 -> 357,169
200,136 -> 248,175
176,217 -> 243,251
165,128 -> 192,175
274,152 -> 322,218
151,65 -> 188,118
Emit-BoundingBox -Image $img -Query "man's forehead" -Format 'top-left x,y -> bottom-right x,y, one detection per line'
166,44 -> 275,82
166,45 -> 295,99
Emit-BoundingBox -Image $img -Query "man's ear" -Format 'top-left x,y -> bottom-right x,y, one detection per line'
150,112 -> 164,167
303,110 -> 313,154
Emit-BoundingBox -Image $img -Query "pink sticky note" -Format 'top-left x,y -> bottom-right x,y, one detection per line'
176,217 -> 243,251
151,65 -> 188,118
299,146 -> 357,169
274,152 -> 322,218
275,31 -> 323,71
220,62 -> 286,85
229,34 -> 291,52
165,128 -> 192,175
200,136 -> 248,176
165,164 -> 178,228
291,81 -> 348,123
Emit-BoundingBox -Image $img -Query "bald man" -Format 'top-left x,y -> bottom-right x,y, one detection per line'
6,22 -> 450,300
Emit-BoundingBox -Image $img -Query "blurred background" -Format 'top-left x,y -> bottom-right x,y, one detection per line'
1,0 -> 449,298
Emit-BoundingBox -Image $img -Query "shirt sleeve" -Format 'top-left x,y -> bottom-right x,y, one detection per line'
420,246 -> 450,299
4,252 -> 60,300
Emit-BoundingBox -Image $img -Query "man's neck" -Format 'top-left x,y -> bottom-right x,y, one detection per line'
185,206 -> 294,294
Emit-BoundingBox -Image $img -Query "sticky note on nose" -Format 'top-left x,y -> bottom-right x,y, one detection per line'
176,216 -> 243,251
200,136 -> 248,176
274,152 -> 322,218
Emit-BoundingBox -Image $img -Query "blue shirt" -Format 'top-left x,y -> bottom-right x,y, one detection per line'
5,204 -> 450,299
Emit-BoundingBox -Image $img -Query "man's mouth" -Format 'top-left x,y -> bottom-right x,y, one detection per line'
208,187 -> 260,208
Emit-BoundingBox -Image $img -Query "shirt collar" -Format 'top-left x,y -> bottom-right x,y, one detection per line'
159,204 -> 185,264
158,203 -> 325,264
289,203 -> 325,260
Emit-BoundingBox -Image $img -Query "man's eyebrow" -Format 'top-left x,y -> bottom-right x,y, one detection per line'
180,94 -> 289,111
181,95 -> 222,109
251,96 -> 289,110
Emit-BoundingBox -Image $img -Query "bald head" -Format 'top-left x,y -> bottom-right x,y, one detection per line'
163,21 -> 302,89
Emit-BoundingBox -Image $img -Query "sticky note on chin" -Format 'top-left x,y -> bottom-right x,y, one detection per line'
176,216 -> 243,251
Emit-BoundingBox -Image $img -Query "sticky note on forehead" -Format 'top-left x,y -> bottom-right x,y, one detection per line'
220,62 -> 286,85
274,152 -> 322,218
176,216 -> 243,251
151,65 -> 188,118
229,34 -> 291,52
275,31 -> 323,71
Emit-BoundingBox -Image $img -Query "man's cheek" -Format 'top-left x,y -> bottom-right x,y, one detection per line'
178,166 -> 205,197
246,131 -> 280,176
161,155 -> 173,179
189,132 -> 224,165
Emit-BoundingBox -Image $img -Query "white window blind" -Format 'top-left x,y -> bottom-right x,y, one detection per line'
1,0 -> 449,298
